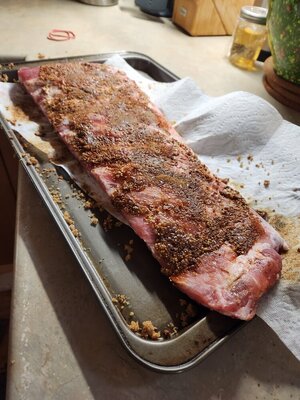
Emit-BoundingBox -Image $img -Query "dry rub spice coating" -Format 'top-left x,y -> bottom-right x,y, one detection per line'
38,63 -> 262,277
19,62 -> 287,320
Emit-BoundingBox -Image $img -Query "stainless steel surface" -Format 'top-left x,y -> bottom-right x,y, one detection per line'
79,0 -> 118,6
0,52 -> 243,372
0,55 -> 26,63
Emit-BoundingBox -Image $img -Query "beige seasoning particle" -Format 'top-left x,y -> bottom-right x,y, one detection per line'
141,321 -> 161,340
0,74 -> 8,82
70,226 -> 79,238
90,216 -> 98,226
84,199 -> 95,210
128,320 -> 140,333
29,156 -> 38,166
63,211 -> 73,225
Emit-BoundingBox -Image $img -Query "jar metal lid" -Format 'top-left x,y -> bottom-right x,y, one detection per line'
240,6 -> 268,25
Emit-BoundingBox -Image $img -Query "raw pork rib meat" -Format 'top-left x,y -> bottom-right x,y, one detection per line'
19,62 -> 287,320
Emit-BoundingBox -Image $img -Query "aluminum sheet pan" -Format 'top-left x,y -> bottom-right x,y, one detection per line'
0,52 -> 244,372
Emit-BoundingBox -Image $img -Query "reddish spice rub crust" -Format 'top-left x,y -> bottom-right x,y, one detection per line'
37,63 -> 262,277
18,62 -> 287,320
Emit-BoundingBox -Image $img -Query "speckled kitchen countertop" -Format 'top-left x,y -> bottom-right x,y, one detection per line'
7,169 -> 300,400
1,0 -> 299,399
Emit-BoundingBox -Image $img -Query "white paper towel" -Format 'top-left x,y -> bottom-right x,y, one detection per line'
0,55 -> 299,360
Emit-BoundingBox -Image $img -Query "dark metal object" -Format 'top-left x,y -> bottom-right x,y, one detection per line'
0,56 -> 26,63
135,0 -> 174,17
258,49 -> 271,62
0,52 -> 244,372
79,0 -> 118,6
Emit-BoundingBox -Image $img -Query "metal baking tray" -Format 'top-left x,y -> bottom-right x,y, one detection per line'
0,52 -> 244,372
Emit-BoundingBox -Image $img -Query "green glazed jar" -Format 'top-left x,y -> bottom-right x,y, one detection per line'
267,0 -> 300,85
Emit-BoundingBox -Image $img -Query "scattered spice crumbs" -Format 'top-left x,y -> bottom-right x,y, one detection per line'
162,323 -> 178,339
26,156 -> 38,166
112,294 -> 176,340
41,167 -> 56,179
70,184 -> 86,201
103,215 -> 114,231
50,189 -> 64,208
70,225 -> 79,238
20,152 -> 38,166
84,199 -> 95,210
141,321 -> 161,340
128,319 -> 178,340
0,63 -> 9,71
63,210 -> 73,225
128,320 -> 161,340
128,320 -> 140,333
256,209 -> 269,221
179,306 -> 198,327
268,214 -> 300,283
0,73 -> 8,82
124,239 -> 134,261
112,294 -> 130,310
63,210 -> 79,237
90,216 -> 98,226
177,298 -> 199,327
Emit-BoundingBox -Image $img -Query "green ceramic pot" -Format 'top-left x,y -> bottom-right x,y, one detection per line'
267,0 -> 300,85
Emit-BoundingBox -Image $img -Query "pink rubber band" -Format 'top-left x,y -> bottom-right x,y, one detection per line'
47,29 -> 76,41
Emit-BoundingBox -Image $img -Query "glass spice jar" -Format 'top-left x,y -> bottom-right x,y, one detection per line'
229,6 -> 268,70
